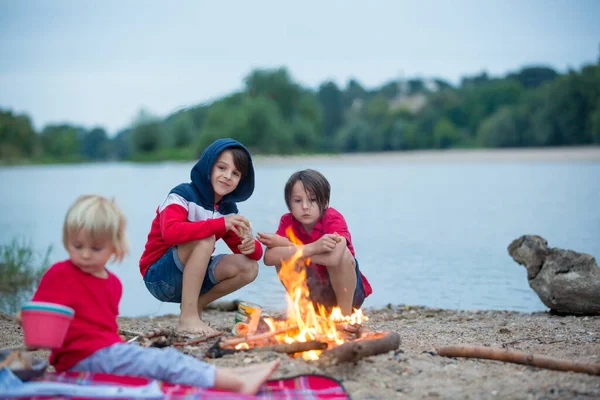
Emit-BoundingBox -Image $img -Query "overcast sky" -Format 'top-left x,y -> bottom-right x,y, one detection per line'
1,0 -> 599,134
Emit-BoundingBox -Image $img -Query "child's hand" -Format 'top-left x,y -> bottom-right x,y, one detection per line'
15,311 -> 22,326
308,234 -> 338,255
224,215 -> 250,237
238,237 -> 256,255
257,233 -> 290,248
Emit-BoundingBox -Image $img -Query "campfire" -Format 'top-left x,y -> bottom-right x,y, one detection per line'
209,228 -> 400,365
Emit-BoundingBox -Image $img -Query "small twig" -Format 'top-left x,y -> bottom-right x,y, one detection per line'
502,337 -> 565,348
173,332 -> 223,347
145,327 -> 176,338
118,328 -> 144,338
0,312 -> 17,322
126,336 -> 140,343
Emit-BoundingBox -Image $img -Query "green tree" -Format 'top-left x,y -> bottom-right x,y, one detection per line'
295,92 -> 322,151
478,106 -> 532,147
591,103 -> 600,144
461,71 -> 491,88
131,110 -> 162,153
290,116 -> 320,152
462,79 -> 523,136
40,124 -> 81,159
81,127 -> 109,160
343,79 -> 368,109
508,66 -> 558,89
244,68 -> 302,120
318,81 -> 343,148
171,113 -> 195,148
199,95 -> 294,154
0,110 -> 38,160
433,118 -> 460,149
528,67 -> 599,146
378,80 -> 399,99
110,129 -> 132,160
333,117 -> 373,152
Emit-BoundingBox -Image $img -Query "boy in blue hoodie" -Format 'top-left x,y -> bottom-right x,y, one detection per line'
140,139 -> 263,334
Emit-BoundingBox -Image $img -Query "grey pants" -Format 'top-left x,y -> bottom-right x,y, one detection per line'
70,343 -> 216,388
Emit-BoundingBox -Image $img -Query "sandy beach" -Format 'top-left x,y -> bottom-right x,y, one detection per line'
2,304 -> 599,399
1,146 -> 599,398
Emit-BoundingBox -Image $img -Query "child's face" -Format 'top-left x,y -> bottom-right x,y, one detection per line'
67,229 -> 115,278
289,181 -> 322,231
211,150 -> 242,203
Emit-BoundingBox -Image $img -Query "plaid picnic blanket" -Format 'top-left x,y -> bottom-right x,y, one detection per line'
6,371 -> 351,400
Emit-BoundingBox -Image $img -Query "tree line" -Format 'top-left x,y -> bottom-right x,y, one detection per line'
2,61 -> 599,163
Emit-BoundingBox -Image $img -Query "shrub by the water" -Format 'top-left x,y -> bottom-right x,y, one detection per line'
0,239 -> 51,314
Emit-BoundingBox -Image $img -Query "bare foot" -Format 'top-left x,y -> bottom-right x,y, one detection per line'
180,304 -> 204,320
215,359 -> 280,395
237,359 -> 280,394
177,316 -> 218,335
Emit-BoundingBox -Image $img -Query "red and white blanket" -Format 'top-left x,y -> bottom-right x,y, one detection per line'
7,371 -> 351,400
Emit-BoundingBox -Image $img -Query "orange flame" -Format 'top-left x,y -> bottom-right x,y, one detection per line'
263,227 -> 367,360
235,343 -> 250,350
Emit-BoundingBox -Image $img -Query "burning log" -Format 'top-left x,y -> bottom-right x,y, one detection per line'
219,325 -> 299,349
245,340 -> 328,354
318,331 -> 401,366
436,345 -> 600,376
206,338 -> 327,358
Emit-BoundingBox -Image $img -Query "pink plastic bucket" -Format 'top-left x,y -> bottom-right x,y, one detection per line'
21,302 -> 74,349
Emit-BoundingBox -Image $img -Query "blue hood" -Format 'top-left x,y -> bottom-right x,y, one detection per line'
170,138 -> 255,213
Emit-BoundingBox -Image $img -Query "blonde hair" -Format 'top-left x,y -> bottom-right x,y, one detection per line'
63,195 -> 129,263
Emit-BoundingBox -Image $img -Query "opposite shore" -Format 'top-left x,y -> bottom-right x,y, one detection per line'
253,146 -> 600,165
2,146 -> 600,168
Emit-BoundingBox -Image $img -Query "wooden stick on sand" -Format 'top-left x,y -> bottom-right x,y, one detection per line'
436,345 -> 600,376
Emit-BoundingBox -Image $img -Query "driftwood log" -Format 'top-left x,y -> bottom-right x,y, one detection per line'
436,345 -> 600,376
508,235 -> 600,314
318,331 -> 401,366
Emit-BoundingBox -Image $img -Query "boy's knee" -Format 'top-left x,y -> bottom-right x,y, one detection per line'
181,236 -> 216,253
327,248 -> 355,270
240,258 -> 259,282
178,236 -> 216,264
192,236 -> 216,248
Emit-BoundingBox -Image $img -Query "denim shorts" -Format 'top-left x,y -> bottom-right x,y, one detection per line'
143,247 -> 224,303
305,258 -> 366,310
